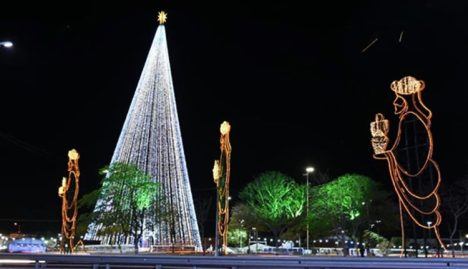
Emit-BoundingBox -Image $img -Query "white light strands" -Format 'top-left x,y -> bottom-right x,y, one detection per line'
85,12 -> 201,251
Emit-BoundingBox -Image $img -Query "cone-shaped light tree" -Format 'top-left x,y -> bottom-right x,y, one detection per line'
85,11 -> 202,250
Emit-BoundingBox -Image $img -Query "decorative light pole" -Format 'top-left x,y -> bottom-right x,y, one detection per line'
305,166 -> 314,253
213,121 -> 232,256
58,149 -> 80,254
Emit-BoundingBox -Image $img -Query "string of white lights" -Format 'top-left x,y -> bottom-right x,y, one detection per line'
85,21 -> 201,250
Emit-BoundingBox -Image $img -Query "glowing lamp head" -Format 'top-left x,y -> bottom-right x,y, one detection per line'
58,177 -> 67,197
306,167 -> 315,173
68,149 -> 79,160
58,186 -> 64,197
212,160 -> 221,182
220,121 -> 231,135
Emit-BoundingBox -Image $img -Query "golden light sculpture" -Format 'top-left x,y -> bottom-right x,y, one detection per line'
370,113 -> 389,155
213,121 -> 232,255
370,76 -> 444,256
158,11 -> 167,25
58,149 -> 80,254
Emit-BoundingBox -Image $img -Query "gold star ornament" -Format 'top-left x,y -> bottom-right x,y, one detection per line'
158,11 -> 167,24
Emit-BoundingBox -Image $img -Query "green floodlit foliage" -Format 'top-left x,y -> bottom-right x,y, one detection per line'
308,173 -> 379,241
311,173 -> 373,221
82,162 -> 158,253
239,171 -> 305,244
363,230 -> 391,256
227,228 -> 248,247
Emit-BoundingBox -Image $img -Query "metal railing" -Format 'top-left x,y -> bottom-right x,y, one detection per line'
1,253 -> 468,269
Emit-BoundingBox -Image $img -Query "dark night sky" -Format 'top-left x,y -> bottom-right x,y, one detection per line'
0,1 -> 467,235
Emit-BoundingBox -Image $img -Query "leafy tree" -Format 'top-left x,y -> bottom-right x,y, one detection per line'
227,228 -> 248,248
77,190 -> 100,240
79,162 -> 158,254
309,173 -> 396,254
228,204 -> 252,248
363,230 -> 391,256
239,171 -> 305,246
310,174 -> 372,230
230,203 -> 264,232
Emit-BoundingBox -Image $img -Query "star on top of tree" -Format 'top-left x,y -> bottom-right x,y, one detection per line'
158,11 -> 167,24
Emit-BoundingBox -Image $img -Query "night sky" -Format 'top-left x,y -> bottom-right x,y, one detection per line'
0,1 -> 467,235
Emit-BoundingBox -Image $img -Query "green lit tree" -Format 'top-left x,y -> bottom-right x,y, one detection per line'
228,204 -> 252,249
80,162 -> 158,254
239,171 -> 305,246
309,173 -> 395,254
310,174 -> 371,228
363,230 -> 391,256
228,228 -> 248,248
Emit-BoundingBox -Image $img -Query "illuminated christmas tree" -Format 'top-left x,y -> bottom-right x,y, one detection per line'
85,11 -> 202,250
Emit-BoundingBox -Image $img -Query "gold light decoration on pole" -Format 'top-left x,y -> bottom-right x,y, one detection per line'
370,76 -> 445,256
58,149 -> 80,254
213,121 -> 232,255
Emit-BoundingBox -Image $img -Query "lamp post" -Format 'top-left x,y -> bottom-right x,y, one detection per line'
426,220 -> 433,258
213,121 -> 232,256
13,222 -> 20,234
375,219 -> 382,234
305,166 -> 315,253
461,241 -> 465,257
464,234 -> 468,258
58,149 -> 80,254
239,219 -> 245,249
252,227 -> 258,254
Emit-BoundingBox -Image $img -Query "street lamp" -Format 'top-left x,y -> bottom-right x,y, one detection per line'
464,234 -> 468,258
252,227 -> 258,254
426,220 -> 433,258
305,166 -> 315,253
239,219 -> 245,249
427,221 -> 433,243
0,41 -> 13,48
461,240 -> 465,257
13,222 -> 21,234
373,219 -> 382,235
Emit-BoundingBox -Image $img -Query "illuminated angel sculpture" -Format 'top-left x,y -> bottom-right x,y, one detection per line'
370,76 -> 444,254
213,121 -> 232,255
58,149 -> 80,253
